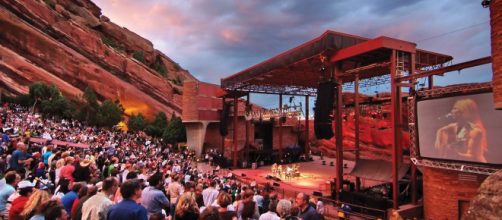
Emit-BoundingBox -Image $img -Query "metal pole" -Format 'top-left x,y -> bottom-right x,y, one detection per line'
279,94 -> 283,162
246,93 -> 250,164
233,96 -> 238,168
390,50 -> 399,210
334,64 -> 344,200
354,74 -> 361,191
428,75 -> 433,89
305,95 -> 310,158
221,97 -> 226,154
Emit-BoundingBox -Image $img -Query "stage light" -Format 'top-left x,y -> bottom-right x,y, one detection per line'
481,0 -> 491,8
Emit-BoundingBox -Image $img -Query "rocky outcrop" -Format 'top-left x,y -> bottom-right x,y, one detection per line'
463,169 -> 502,219
0,0 -> 196,119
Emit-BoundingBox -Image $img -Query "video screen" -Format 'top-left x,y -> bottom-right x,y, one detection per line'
417,92 -> 502,164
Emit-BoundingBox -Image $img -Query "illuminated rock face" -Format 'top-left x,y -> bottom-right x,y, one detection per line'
0,0 -> 196,119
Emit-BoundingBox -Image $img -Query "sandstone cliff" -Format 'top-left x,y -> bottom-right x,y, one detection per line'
0,0 -> 196,119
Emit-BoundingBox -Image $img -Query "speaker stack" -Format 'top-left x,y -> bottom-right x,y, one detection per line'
314,81 -> 335,139
219,102 -> 231,136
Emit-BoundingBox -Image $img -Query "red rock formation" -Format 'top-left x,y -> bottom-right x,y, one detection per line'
0,0 -> 196,119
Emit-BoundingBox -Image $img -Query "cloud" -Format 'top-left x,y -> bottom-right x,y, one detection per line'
94,0 -> 491,102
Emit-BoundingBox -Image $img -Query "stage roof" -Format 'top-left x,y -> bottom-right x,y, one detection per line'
221,30 -> 453,96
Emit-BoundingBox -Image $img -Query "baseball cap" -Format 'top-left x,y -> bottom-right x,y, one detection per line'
18,180 -> 35,189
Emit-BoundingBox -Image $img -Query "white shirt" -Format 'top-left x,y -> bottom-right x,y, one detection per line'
259,211 -> 280,220
202,187 -> 219,207
82,193 -> 114,220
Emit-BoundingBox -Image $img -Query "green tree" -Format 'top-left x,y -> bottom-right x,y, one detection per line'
27,82 -> 74,118
96,100 -> 123,127
14,94 -> 33,107
29,82 -> 59,109
128,113 -> 146,132
77,87 -> 99,125
145,112 -> 168,137
39,96 -> 73,118
162,113 -> 186,144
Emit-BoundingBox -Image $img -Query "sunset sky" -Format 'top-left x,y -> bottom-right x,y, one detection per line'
94,0 -> 492,109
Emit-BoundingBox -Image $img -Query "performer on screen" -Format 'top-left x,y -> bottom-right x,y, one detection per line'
434,98 -> 487,163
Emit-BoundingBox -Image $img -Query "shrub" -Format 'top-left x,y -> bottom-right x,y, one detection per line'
152,56 -> 167,77
44,0 -> 56,9
132,50 -> 146,64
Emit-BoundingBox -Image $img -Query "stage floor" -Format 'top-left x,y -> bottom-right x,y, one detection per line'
230,156 -> 383,198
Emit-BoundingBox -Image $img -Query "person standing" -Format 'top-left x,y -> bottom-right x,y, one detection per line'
295,193 -> 319,220
141,173 -> 169,218
107,180 -> 148,220
9,142 -> 32,171
42,145 -> 53,167
202,180 -> 219,208
61,182 -> 82,215
259,199 -> 279,220
0,171 -> 20,218
82,177 -> 118,220
174,192 -> 200,220
9,180 -> 34,220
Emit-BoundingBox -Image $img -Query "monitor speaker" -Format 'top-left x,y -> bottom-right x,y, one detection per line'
273,182 -> 280,187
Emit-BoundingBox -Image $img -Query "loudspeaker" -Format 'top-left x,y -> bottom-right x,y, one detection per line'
241,173 -> 247,177
219,102 -> 231,136
314,81 -> 335,139
313,191 -> 323,197
273,182 -> 280,187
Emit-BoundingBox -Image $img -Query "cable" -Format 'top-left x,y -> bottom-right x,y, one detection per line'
417,21 -> 489,43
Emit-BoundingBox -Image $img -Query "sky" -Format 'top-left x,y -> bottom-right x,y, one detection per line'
94,0 -> 492,110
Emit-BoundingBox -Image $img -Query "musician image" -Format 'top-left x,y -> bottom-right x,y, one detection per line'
434,98 -> 487,163
277,165 -> 283,177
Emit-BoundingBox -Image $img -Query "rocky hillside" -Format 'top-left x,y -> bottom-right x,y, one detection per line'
0,0 -> 197,119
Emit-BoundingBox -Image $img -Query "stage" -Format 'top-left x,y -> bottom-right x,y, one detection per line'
228,156 -> 382,199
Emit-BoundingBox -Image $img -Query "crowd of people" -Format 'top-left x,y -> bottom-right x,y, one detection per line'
0,103 -> 325,220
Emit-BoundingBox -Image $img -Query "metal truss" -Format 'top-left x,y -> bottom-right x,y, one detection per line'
417,82 -> 492,98
342,75 -> 391,91
408,96 -> 419,158
411,158 -> 499,175
409,83 -> 500,175
223,83 -> 318,96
